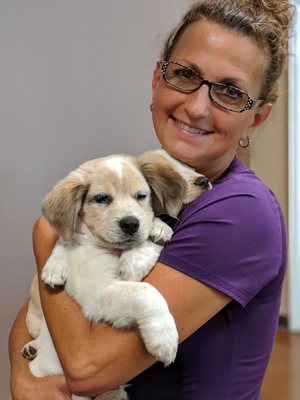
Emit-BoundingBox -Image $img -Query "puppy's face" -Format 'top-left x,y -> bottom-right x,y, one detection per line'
42,155 -> 154,249
137,149 -> 211,216
81,157 -> 154,250
42,151 -> 211,247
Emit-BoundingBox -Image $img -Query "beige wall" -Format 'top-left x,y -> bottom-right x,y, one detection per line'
0,1 -> 189,396
249,67 -> 289,316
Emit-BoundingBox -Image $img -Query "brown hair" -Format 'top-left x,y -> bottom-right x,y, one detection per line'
161,0 -> 294,103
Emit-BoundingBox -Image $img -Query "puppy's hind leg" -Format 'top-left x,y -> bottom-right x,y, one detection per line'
98,387 -> 129,399
22,275 -> 42,360
21,339 -> 38,361
26,275 -> 43,339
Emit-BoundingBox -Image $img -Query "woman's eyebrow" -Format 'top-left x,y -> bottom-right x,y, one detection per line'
219,77 -> 251,93
174,59 -> 202,75
178,59 -> 249,90
191,62 -> 243,81
218,77 -> 245,87
186,61 -> 203,75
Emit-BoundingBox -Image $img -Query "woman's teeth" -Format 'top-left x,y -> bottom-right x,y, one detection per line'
175,119 -> 212,135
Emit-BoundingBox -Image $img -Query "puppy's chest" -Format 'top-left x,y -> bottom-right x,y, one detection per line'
64,245 -> 121,294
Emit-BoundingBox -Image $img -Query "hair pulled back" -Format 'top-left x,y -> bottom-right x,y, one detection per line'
161,0 -> 294,103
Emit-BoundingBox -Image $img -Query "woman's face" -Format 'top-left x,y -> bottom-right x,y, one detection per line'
152,21 -> 272,180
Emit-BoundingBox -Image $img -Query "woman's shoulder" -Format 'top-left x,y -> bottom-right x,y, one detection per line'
215,157 -> 271,195
198,158 -> 279,207
183,157 -> 284,228
164,159 -> 286,307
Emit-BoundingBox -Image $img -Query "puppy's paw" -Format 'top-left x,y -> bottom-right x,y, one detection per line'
141,312 -> 178,366
150,217 -> 173,244
97,386 -> 128,400
41,259 -> 67,288
119,241 -> 162,281
21,340 -> 38,361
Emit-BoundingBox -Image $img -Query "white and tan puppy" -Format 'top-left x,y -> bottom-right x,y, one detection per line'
23,150 -> 211,400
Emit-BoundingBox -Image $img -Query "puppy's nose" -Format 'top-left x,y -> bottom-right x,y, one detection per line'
119,216 -> 140,235
195,176 -> 211,190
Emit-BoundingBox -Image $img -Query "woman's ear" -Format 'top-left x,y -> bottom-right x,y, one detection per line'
245,103 -> 273,137
152,61 -> 162,100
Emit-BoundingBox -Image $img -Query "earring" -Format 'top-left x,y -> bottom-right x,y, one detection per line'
239,137 -> 252,148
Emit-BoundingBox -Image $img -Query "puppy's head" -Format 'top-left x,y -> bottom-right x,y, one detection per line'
137,149 -> 211,217
42,155 -> 155,249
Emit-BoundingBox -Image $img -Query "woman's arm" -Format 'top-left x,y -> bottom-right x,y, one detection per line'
8,300 -> 71,400
34,216 -> 231,396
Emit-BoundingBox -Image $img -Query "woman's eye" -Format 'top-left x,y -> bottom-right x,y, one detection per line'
224,85 -> 244,99
93,193 -> 112,204
175,68 -> 195,81
213,84 -> 245,104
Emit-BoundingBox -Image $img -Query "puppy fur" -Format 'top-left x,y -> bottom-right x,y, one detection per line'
23,150 -> 211,400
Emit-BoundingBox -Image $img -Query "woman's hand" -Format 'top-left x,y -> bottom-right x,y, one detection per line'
11,374 -> 72,400
9,299 -> 71,400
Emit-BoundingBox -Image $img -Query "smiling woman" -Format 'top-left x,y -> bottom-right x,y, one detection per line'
8,1 -> 294,400
151,19 -> 272,181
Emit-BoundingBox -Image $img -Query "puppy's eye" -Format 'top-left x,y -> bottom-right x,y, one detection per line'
92,193 -> 112,204
135,192 -> 148,201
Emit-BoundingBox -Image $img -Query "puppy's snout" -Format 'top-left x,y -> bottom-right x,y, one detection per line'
195,176 -> 211,191
119,216 -> 140,235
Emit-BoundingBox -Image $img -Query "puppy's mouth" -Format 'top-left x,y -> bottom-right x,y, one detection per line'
95,233 -> 143,250
172,117 -> 214,136
118,236 -> 139,246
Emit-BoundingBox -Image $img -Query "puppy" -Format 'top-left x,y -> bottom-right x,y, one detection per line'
23,150 -> 211,400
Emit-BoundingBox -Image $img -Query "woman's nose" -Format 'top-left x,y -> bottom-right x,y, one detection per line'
184,84 -> 211,119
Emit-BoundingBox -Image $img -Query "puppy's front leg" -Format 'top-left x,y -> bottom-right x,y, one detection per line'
119,241 -> 162,282
41,240 -> 68,288
88,281 -> 178,366
150,217 -> 174,244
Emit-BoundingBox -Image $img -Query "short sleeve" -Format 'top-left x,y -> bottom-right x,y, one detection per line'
158,185 -> 285,307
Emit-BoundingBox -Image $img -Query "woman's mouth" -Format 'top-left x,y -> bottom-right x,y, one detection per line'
173,117 -> 213,136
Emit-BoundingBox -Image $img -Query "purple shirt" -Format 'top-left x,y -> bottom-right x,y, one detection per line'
126,158 -> 286,400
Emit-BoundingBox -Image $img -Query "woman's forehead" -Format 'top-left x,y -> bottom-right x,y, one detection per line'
170,20 -> 268,93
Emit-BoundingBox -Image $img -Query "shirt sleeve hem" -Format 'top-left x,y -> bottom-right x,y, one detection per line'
158,254 -> 250,307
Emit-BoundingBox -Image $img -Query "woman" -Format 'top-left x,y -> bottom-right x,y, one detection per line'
9,0 -> 293,399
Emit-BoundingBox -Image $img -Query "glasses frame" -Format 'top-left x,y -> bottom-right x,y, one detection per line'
161,60 -> 264,113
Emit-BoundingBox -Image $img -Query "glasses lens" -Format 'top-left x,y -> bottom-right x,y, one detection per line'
164,62 -> 200,91
162,61 -> 255,112
211,83 -> 248,112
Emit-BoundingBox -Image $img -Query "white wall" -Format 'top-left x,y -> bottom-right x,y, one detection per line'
0,0 -> 192,396
288,1 -> 300,331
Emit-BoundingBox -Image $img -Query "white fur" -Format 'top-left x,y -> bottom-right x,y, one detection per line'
23,150 -> 211,400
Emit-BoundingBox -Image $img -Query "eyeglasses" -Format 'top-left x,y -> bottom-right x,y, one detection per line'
161,60 -> 264,113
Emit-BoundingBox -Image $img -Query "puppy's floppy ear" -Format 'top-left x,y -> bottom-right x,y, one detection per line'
42,164 -> 93,242
137,154 -> 187,217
